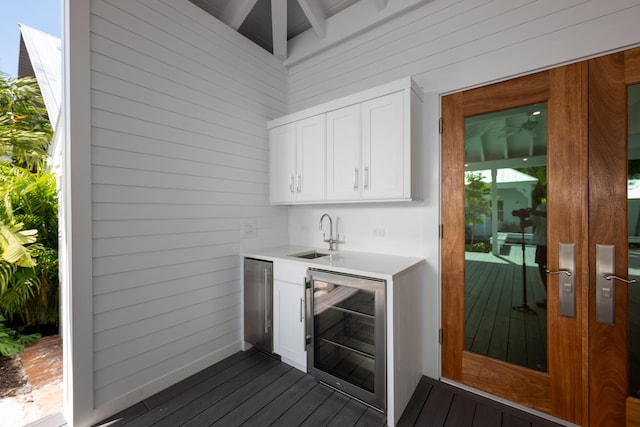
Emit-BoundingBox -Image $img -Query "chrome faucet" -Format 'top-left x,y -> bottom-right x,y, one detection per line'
319,213 -> 341,251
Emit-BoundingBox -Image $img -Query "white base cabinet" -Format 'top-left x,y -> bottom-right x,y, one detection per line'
273,262 -> 308,371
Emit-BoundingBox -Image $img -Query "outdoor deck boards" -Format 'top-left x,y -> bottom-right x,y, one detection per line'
31,348 -> 567,427
465,244 -> 548,372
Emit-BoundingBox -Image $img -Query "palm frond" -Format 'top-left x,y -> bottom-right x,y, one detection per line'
0,222 -> 37,266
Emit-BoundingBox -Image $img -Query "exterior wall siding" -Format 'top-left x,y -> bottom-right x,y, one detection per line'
285,0 -> 640,379
89,0 -> 288,407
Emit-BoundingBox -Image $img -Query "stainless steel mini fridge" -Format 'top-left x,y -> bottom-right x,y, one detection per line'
306,268 -> 386,411
243,258 -> 273,353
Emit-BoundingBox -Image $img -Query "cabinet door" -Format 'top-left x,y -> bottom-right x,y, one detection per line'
362,91 -> 407,200
327,104 -> 362,200
269,123 -> 296,204
296,115 -> 326,202
273,280 -> 306,370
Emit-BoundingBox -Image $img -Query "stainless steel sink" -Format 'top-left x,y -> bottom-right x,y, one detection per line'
289,250 -> 330,259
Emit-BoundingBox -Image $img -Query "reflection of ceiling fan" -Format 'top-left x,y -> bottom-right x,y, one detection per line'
520,115 -> 538,132
504,113 -> 538,136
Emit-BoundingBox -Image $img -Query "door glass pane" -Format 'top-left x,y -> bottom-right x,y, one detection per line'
464,102 -> 548,372
628,84 -> 640,396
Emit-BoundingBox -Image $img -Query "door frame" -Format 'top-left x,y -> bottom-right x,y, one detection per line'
441,64 -> 589,424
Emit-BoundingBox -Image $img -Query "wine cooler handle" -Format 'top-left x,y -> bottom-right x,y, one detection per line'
264,269 -> 269,334
305,277 -> 312,349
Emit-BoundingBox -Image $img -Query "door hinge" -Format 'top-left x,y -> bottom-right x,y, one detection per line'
439,224 -> 443,239
439,117 -> 443,134
439,328 -> 443,345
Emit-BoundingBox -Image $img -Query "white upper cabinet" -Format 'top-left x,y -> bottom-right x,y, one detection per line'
269,115 -> 326,204
296,115 -> 326,202
361,91 -> 406,200
326,104 -> 361,200
269,123 -> 296,204
268,78 -> 422,204
327,91 -> 407,201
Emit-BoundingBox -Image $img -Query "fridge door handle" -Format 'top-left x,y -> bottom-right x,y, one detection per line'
264,268 -> 269,334
305,276 -> 312,348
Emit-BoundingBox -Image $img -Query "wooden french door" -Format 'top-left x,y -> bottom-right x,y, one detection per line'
589,48 -> 640,426
442,47 -> 640,426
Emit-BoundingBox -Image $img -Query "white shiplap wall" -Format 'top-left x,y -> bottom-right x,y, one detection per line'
285,0 -> 640,378
89,0 -> 288,407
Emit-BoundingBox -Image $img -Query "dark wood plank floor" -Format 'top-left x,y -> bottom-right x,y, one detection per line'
94,349 -> 385,427
86,349 -> 566,427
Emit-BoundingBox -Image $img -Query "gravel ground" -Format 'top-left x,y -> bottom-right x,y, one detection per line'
0,357 -> 28,398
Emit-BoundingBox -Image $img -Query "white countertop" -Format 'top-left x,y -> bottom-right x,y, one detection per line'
241,245 -> 424,280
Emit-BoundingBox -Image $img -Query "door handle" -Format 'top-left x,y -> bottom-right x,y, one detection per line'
602,273 -> 637,284
353,168 -> 358,190
596,244 -> 637,324
289,176 -> 295,194
546,243 -> 576,318
545,243 -> 576,317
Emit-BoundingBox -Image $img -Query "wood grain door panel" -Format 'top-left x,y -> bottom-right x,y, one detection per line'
442,65 -> 588,425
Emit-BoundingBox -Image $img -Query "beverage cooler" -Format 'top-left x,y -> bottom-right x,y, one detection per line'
305,268 -> 386,411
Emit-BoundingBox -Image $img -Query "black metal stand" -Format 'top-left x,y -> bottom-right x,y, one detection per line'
513,222 -> 536,315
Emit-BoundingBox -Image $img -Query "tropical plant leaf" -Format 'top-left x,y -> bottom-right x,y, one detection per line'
0,260 -> 16,295
0,222 -> 37,266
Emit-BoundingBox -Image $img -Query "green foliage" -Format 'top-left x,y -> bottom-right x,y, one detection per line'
0,166 -> 58,327
0,76 -> 52,171
0,75 -> 58,331
0,314 -> 40,358
465,242 -> 492,253
465,172 -> 492,245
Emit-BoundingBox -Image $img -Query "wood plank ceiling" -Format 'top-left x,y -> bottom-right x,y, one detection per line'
188,0 -> 428,62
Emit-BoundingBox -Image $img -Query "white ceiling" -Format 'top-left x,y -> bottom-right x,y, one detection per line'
189,0 -> 429,62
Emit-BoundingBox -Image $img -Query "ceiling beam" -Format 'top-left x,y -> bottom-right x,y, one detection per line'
297,0 -> 327,39
372,0 -> 388,11
287,0 -> 432,66
272,0 -> 287,60
221,0 -> 259,30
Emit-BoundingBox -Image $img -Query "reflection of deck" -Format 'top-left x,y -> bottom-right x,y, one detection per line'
465,244 -> 547,372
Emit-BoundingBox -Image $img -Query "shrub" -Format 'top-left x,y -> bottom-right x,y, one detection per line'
465,241 -> 492,253
0,314 -> 40,358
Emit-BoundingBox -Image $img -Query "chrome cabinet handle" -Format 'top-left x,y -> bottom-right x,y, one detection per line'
602,273 -> 637,284
297,175 -> 302,193
289,176 -> 294,194
353,168 -> 358,190
364,167 -> 369,190
299,298 -> 304,323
